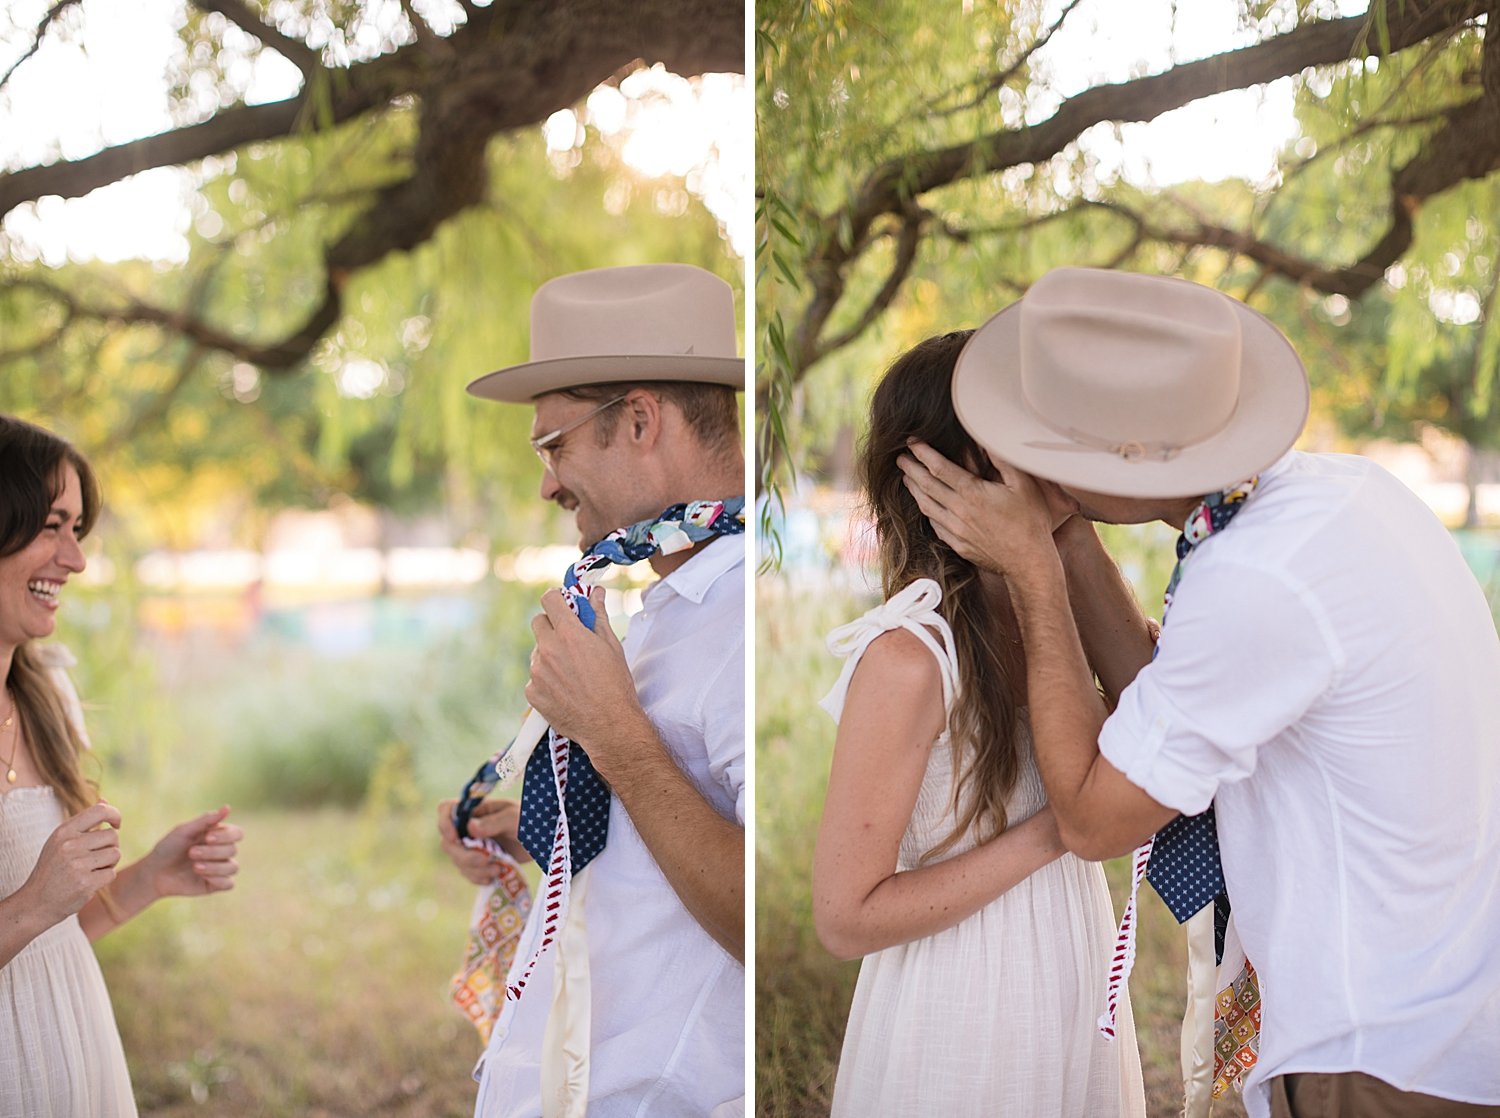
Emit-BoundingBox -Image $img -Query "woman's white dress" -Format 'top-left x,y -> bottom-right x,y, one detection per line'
823,579 -> 1146,1117
0,788 -> 138,1118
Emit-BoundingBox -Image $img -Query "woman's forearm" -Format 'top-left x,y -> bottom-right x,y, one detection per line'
77,857 -> 158,943
1055,518 -> 1156,705
814,808 -> 1066,960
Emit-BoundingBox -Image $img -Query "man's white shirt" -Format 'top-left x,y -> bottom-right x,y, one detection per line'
1101,451 -> 1500,1117
475,534 -> 746,1118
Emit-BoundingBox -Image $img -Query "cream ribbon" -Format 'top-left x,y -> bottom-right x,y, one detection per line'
540,869 -> 592,1117
1180,905 -> 1218,1117
1024,426 -> 1183,463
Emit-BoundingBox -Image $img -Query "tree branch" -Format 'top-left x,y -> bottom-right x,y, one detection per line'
845,0 -> 1484,263
937,0 -> 1087,117
10,273 -> 344,371
0,97 -> 309,213
0,296 -> 73,363
812,211 -> 926,363
0,0 -> 81,94
1484,0 -> 1500,104
787,0 -> 1488,383
1088,83 -> 1500,301
0,0 -> 745,377
188,0 -> 323,76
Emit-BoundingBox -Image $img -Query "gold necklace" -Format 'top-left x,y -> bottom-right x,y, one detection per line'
1,693 -> 18,784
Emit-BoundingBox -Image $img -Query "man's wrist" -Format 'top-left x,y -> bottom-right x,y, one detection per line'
587,709 -> 663,788
1052,515 -> 1099,564
1005,547 -> 1067,603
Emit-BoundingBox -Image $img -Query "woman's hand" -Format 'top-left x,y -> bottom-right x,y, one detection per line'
143,806 -> 242,899
22,802 -> 123,924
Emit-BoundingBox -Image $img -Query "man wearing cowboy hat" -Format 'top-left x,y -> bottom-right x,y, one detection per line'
900,267 -> 1500,1118
436,263 -> 746,1117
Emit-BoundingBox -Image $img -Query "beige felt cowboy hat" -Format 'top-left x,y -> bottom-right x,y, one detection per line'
466,263 -> 745,402
952,267 -> 1310,498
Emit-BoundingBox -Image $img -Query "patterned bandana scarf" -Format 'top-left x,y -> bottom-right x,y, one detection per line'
1099,477 -> 1262,1099
449,498 -> 746,1040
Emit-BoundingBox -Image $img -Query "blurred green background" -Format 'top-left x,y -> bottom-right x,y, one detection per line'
1,2 -> 744,1114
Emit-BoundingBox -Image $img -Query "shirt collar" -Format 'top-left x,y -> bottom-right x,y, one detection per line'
646,532 -> 745,606
1257,449 -> 1297,485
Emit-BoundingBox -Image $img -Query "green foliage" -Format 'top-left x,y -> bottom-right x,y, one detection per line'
205,655 -> 404,808
194,587 -> 537,809
2,40 -> 742,559
757,0 -> 1500,489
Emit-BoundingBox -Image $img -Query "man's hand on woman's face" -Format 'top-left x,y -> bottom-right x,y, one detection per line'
898,441 -> 1061,582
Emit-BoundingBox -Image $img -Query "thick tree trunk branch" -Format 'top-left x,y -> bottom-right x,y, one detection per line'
812,212 -> 926,364
0,97 -> 310,213
0,0 -> 744,375
785,0 -> 1488,383
0,0 -> 742,218
846,0 -> 1484,256
1484,0 -> 1500,104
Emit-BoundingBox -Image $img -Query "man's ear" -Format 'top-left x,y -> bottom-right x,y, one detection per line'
623,388 -> 663,447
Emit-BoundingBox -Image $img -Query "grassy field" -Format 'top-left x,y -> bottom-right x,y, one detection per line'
96,803 -> 495,1118
755,551 -> 1247,1118
53,588 -> 546,1117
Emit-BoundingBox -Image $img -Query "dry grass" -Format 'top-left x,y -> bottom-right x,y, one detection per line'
96,805 -> 491,1118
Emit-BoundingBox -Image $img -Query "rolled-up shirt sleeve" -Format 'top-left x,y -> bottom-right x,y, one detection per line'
1099,559 -> 1341,815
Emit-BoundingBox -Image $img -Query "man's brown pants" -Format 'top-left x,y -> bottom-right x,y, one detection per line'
1271,1072 -> 1500,1117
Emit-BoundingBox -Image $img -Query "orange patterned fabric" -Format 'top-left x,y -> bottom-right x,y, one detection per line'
1212,960 -> 1261,1097
450,856 -> 532,1044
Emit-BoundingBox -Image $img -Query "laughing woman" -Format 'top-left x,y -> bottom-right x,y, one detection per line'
813,333 -> 1147,1116
0,415 -> 243,1118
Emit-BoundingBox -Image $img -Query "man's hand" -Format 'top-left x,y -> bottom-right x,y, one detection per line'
526,586 -> 653,776
437,798 -> 528,884
897,440 -> 1059,582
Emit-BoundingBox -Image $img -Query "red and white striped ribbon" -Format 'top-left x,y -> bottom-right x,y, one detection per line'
1098,836 -> 1154,1038
505,727 -> 576,1001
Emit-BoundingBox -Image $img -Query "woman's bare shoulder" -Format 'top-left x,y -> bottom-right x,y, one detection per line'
846,627 -> 946,715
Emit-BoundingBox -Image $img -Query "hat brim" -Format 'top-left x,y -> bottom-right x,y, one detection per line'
467,354 -> 746,403
951,291 -> 1309,498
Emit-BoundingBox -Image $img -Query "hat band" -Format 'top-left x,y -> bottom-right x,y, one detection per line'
1024,427 -> 1182,464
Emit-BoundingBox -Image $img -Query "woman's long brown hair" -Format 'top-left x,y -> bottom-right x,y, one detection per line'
1,415 -> 101,817
858,331 -> 1027,860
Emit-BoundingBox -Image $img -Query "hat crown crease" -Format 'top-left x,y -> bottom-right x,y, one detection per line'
1020,281 -> 1241,452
